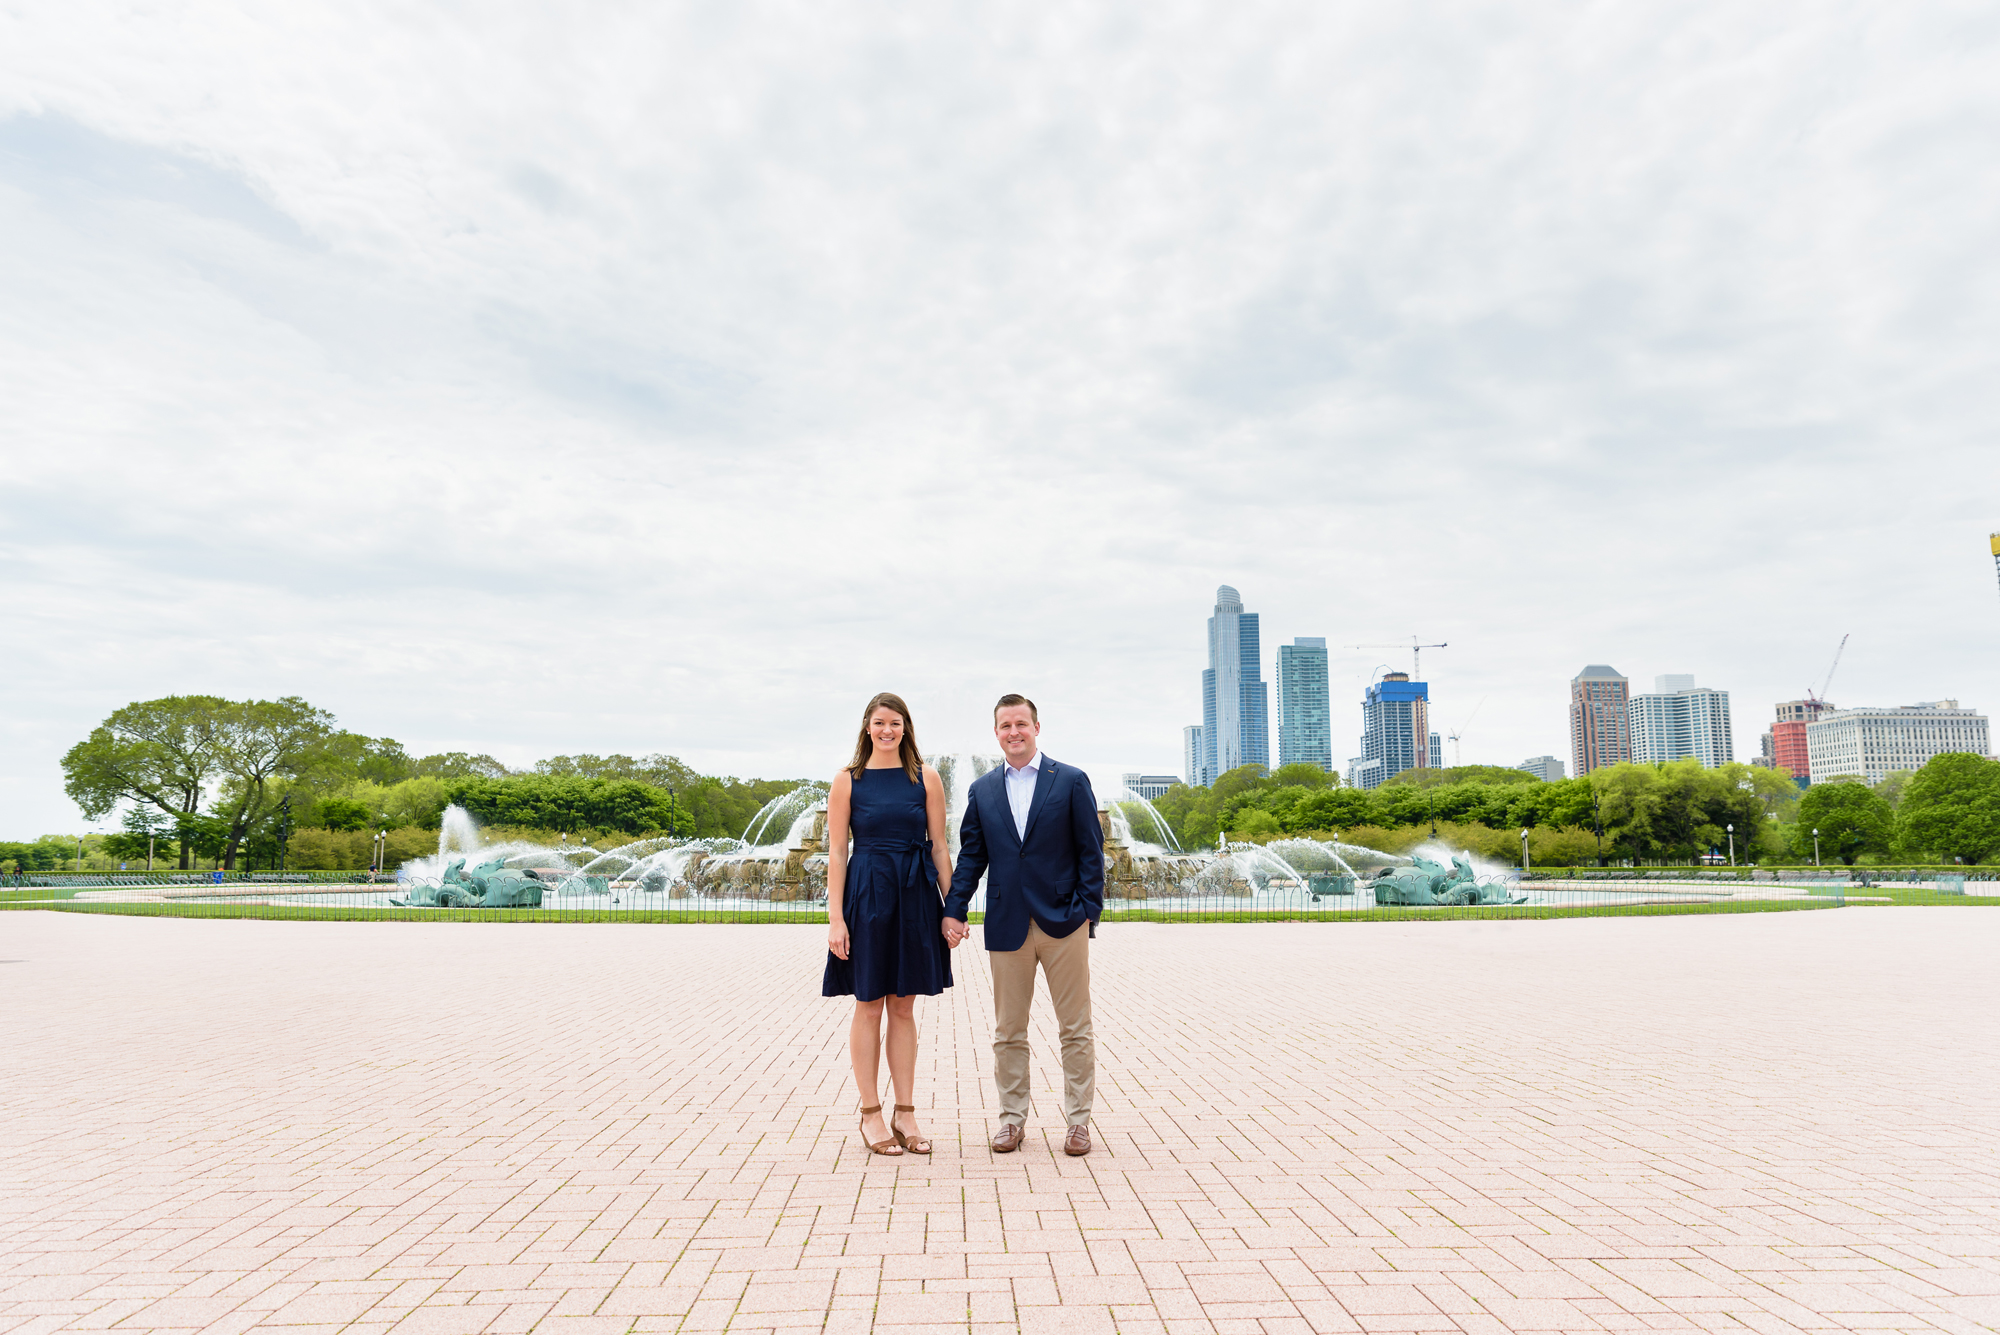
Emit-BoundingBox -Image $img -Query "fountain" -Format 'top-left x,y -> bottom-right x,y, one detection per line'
381,759 -> 1522,914
388,782 -> 835,908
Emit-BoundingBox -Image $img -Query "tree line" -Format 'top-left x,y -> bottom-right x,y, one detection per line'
33,694 -> 809,873
1139,753 -> 2000,866
27,694 -> 2000,874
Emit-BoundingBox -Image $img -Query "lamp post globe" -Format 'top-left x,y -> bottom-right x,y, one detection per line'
1812,827 -> 1820,867
1727,823 -> 1734,868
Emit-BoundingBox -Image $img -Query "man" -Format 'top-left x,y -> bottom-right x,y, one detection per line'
943,694 -> 1105,1156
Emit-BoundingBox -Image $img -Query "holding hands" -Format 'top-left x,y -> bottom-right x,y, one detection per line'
942,916 -> 968,948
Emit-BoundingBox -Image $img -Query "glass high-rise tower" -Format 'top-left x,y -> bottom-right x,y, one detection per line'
1198,585 -> 1269,785
1275,637 -> 1332,773
1348,672 -> 1428,790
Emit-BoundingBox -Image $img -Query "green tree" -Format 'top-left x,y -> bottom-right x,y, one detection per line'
62,695 -> 232,869
0,840 -> 64,873
1895,753 -> 2000,864
414,752 -> 510,779
1148,781 -> 1223,850
301,732 -> 416,787
445,775 -> 687,836
101,806 -> 176,867
208,698 -> 337,869
531,753 -> 808,838
1589,761 -> 1765,862
1230,808 -> 1282,839
1382,765 -> 1541,789
175,812 -> 232,864
1793,780 -> 1893,865
1283,785 -> 1375,833
1873,770 -> 1916,810
316,798 -> 373,832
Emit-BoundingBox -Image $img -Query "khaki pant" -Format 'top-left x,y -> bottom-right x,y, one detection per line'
990,920 -> 1093,1127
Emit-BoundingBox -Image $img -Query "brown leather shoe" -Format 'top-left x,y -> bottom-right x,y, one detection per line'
991,1123 -> 1024,1153
1063,1124 -> 1091,1156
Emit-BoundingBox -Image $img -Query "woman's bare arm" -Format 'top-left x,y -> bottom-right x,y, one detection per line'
826,770 -> 853,958
923,765 -> 952,891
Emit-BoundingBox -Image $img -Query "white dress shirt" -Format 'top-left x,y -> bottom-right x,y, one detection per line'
1003,751 -> 1040,840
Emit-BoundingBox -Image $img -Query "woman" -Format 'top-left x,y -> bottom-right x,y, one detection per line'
824,691 -> 955,1157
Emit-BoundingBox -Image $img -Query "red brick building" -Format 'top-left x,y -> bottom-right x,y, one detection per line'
1769,699 -> 1831,781
1570,665 -> 1631,776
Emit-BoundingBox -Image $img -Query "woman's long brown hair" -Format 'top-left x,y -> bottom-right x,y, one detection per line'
847,692 -> 924,782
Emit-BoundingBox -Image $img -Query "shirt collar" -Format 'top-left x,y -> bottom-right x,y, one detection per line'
1006,751 -> 1041,777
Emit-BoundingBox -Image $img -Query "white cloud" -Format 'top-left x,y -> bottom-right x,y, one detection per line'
2,1 -> 1997,833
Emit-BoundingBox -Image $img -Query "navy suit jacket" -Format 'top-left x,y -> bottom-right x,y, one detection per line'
944,755 -> 1105,953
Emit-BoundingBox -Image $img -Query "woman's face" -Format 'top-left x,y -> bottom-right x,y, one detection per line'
869,707 -> 906,753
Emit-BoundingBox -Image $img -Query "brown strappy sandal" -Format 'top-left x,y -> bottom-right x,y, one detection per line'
891,1105 -> 932,1155
858,1104 -> 903,1156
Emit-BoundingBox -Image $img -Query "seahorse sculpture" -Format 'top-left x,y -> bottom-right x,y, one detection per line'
1369,852 -> 1525,906
390,855 -> 563,908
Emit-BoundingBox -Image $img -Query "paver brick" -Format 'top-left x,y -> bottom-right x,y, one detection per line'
3,911 -> 1998,1333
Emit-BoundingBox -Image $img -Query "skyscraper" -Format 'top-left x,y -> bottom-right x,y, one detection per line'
1349,672 -> 1428,790
1629,675 -> 1734,769
1182,725 -> 1203,787
1275,637 -> 1332,773
1570,665 -> 1631,776
1198,586 -> 1269,784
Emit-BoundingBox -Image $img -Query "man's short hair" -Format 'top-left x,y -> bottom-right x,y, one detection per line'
993,693 -> 1039,722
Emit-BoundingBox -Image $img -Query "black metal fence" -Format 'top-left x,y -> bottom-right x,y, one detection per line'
6,865 -> 1995,925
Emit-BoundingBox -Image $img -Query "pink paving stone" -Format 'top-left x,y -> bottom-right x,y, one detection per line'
3,910 -> 2000,1334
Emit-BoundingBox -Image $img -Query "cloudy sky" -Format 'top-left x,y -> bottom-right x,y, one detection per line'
3,2 -> 1997,836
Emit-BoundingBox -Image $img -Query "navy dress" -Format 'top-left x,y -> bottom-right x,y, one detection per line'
822,767 -> 954,1001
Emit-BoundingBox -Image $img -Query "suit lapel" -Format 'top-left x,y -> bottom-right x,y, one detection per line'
987,767 -> 1023,850
1020,756 -> 1059,844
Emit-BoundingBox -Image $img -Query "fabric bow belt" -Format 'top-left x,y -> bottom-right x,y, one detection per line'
851,840 -> 941,892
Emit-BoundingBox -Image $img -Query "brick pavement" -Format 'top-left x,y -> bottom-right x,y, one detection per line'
2,909 -> 1997,1335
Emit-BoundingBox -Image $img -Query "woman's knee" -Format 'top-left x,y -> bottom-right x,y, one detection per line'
885,996 -> 917,1022
853,998 -> 886,1020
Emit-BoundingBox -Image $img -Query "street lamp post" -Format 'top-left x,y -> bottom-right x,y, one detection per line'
75,835 -> 84,873
1812,828 -> 1821,867
1521,827 -> 1530,874
1590,787 -> 1604,867
278,794 -> 292,873
1727,823 -> 1735,868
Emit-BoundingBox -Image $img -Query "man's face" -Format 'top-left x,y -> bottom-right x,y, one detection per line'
994,706 -> 1040,763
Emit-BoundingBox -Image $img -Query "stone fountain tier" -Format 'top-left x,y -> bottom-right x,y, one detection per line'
657,799 -> 1193,903
655,807 -> 832,902
641,799 -> 1367,905
1100,806 -> 1216,899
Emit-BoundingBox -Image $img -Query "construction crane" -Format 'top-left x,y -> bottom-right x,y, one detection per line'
1805,633 -> 1848,716
1447,695 -> 1489,768
1349,637 -> 1447,682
